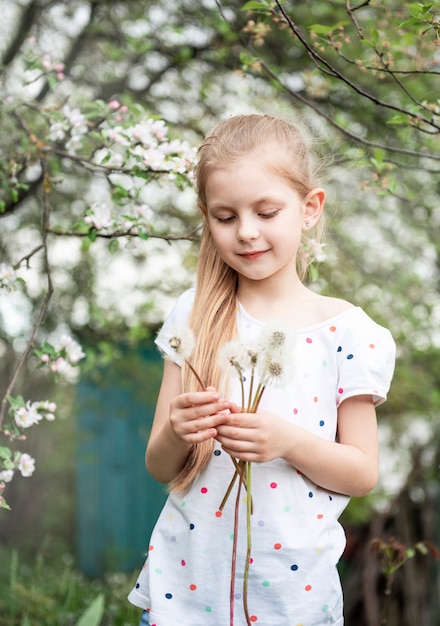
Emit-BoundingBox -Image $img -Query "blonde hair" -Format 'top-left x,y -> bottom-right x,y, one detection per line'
170,114 -> 324,492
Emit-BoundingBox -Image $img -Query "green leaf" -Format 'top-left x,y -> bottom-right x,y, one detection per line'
75,593 -> 104,626
1,498 -> 11,510
309,21 -> 349,36
0,446 -> 12,459
108,239 -> 120,254
386,113 -> 409,126
241,1 -> 270,11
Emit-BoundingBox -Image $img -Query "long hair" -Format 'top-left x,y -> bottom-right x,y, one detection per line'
169,114 -> 324,492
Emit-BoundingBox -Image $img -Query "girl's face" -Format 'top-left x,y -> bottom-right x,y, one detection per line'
203,155 -> 324,289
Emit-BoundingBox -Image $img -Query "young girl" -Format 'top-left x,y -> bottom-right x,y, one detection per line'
128,114 -> 395,626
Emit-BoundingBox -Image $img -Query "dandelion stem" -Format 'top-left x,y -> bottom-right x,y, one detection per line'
243,461 -> 252,626
250,384 -> 265,413
230,469 -> 244,626
184,359 -> 206,390
247,369 -> 255,413
219,466 -> 239,512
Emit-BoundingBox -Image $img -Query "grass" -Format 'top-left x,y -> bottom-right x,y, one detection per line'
0,546 -> 142,626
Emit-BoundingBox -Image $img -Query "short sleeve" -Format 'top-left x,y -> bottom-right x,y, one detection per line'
336,314 -> 396,407
154,288 -> 196,366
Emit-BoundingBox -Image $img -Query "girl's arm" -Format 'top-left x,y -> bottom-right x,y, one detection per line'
146,359 -> 231,484
215,395 -> 378,497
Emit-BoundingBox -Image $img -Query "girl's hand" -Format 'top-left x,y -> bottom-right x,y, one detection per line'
215,404 -> 289,462
169,386 -> 232,445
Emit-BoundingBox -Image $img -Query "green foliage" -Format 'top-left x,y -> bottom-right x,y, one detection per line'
75,594 -> 104,626
0,547 -> 140,626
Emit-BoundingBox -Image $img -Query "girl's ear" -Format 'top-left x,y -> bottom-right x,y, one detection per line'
302,188 -> 325,231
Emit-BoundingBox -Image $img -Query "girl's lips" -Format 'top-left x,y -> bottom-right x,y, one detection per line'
238,250 -> 268,260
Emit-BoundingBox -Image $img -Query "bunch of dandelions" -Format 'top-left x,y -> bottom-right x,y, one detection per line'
162,322 -> 296,626
217,321 -> 296,626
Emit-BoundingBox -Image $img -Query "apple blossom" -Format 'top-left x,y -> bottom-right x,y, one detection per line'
18,454 -> 36,478
14,402 -> 41,429
0,470 -> 14,483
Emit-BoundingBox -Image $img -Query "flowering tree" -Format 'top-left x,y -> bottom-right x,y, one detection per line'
1,1 -> 439,623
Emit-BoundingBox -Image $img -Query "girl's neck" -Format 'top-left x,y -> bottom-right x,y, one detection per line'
236,274 -> 313,323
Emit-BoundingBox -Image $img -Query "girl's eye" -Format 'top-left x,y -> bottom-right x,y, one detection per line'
216,215 -> 235,223
259,210 -> 279,219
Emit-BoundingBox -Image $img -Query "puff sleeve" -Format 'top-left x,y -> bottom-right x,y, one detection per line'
336,312 -> 396,407
154,288 -> 196,366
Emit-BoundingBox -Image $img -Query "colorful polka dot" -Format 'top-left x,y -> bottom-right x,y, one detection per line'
338,387 -> 344,394
155,568 -> 162,574
284,505 -> 291,512
189,584 -> 197,590
165,593 -> 173,599
293,408 -> 298,415
369,344 -> 375,349
181,560 -> 186,566
322,604 -> 329,612
319,420 -> 325,426
322,360 -> 327,367
270,482 -> 278,489
337,346 -> 342,352
308,491 -> 314,498
257,520 -> 265,526
171,536 -> 176,542
200,487 -> 208,494
250,616 -> 258,622
347,354 -> 354,360
215,510 -> 222,518
329,325 -> 336,332
205,606 -> 212,613
274,543 -> 282,550
306,337 -> 313,344
305,585 -> 312,592
313,396 -> 318,403
214,449 -> 221,456
148,545 -> 154,551
189,523 -> 195,530
291,564 -> 299,571
262,580 -> 270,587
317,514 -> 324,519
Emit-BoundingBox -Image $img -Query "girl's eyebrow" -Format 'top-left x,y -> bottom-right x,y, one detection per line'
208,195 -> 285,211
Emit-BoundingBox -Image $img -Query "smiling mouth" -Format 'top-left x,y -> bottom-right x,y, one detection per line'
238,250 -> 268,260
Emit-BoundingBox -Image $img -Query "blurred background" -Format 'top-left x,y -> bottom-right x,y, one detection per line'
0,1 -> 439,625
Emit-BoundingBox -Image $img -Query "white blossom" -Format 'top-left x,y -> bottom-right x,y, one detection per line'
14,402 -> 41,429
18,454 -> 36,478
61,335 -> 85,364
84,203 -> 114,230
0,263 -> 18,291
48,121 -> 67,142
0,470 -> 14,483
51,356 -> 71,374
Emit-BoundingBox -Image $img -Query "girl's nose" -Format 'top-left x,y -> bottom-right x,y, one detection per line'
237,219 -> 259,242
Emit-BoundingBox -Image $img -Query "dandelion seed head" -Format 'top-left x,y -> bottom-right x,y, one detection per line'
165,327 -> 195,362
218,340 -> 249,380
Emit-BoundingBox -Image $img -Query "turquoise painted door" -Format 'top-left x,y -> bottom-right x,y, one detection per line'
75,343 -> 167,576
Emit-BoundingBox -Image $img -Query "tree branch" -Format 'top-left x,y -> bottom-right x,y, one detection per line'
0,156 -> 54,428
274,0 -> 439,131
